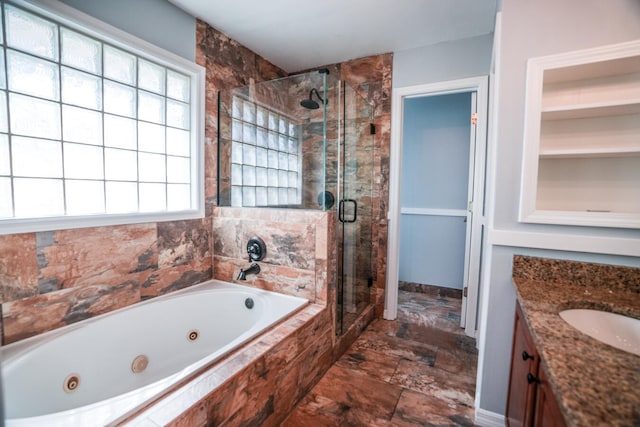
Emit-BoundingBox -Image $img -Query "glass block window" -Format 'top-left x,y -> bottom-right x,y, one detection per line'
0,2 -> 204,233
231,96 -> 301,207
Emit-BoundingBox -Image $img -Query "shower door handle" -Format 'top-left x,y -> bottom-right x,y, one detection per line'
339,199 -> 358,223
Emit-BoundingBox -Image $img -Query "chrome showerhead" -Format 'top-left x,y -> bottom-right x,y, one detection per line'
300,88 -> 327,110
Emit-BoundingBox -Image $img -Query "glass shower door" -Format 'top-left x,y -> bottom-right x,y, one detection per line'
336,82 -> 374,335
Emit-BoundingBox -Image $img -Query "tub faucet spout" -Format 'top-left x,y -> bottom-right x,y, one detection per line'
237,263 -> 260,280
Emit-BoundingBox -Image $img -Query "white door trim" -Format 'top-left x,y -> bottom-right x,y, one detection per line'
384,76 -> 489,333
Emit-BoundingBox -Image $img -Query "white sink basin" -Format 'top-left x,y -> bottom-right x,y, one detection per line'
559,309 -> 640,356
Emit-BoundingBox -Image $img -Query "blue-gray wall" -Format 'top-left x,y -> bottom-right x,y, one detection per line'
393,33 -> 493,88
57,0 -> 196,61
399,93 -> 471,289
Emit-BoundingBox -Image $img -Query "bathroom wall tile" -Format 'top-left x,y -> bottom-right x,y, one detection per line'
0,233 -> 38,303
157,219 -> 211,268
141,259 -> 212,300
2,281 -> 139,344
36,224 -> 157,293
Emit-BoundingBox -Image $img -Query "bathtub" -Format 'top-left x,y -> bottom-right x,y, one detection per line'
2,280 -> 308,426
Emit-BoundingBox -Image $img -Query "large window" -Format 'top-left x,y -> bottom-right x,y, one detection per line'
230,96 -> 301,207
0,0 -> 204,234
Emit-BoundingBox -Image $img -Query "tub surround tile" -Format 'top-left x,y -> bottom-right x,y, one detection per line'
0,233 -> 38,302
36,224 -> 158,292
512,255 -> 640,426
3,281 -> 139,344
157,219 -> 211,269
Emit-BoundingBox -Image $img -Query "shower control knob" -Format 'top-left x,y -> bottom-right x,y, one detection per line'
247,236 -> 266,262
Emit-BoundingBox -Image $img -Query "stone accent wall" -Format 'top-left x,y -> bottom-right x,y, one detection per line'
212,207 -> 334,305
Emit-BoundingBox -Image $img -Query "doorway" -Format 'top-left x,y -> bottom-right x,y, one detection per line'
385,77 -> 488,337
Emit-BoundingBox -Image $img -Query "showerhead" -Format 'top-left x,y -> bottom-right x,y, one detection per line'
300,88 -> 327,110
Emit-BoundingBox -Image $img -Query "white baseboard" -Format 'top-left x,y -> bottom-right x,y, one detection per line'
475,408 -> 505,427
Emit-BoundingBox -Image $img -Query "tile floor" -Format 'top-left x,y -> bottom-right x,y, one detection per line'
282,287 -> 478,426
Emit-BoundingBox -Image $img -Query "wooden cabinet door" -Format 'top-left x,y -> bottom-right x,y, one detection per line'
506,301 -> 540,427
533,365 -> 567,427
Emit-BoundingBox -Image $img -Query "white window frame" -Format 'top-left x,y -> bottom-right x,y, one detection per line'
0,0 -> 205,235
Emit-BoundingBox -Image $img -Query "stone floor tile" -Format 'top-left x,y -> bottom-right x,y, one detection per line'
391,389 -> 475,427
335,345 -> 401,383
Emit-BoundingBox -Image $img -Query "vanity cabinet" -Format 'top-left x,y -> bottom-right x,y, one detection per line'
519,40 -> 640,229
506,301 -> 566,427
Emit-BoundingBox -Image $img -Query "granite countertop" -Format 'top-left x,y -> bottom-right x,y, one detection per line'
511,256 -> 640,427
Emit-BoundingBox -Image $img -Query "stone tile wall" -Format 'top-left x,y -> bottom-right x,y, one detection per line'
212,207 -> 334,305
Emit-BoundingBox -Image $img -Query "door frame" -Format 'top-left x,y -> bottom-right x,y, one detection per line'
384,76 -> 489,337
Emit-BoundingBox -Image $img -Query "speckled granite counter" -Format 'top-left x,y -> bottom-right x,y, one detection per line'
512,256 -> 640,427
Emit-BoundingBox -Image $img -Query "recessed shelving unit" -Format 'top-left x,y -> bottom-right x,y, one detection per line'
519,40 -> 640,228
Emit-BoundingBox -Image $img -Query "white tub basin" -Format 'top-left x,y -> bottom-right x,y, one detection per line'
559,309 -> 640,356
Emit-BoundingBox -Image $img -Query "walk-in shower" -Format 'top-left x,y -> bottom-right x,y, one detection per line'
217,69 -> 374,334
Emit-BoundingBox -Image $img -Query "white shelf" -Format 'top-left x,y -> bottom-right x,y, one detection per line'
539,147 -> 640,159
519,39 -> 640,229
541,98 -> 640,120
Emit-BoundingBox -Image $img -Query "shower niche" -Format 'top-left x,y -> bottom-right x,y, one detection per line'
217,69 -> 375,335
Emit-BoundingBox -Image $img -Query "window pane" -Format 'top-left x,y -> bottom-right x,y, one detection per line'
243,123 -> 256,145
267,168 -> 278,186
243,144 -> 256,166
256,128 -> 267,147
166,127 -> 189,156
232,142 -> 242,163
268,132 -> 278,150
279,152 -> 288,169
61,67 -> 102,110
268,187 -> 278,205
0,134 -> 9,175
12,136 -> 62,178
61,28 -> 101,74
138,91 -> 164,124
138,152 -> 166,182
64,143 -> 104,179
231,185 -> 241,206
256,147 -> 267,167
105,148 -> 137,180
256,167 -> 267,185
139,182 -> 166,212
267,150 -> 278,168
279,188 -> 288,204
279,170 -> 288,187
256,107 -> 267,127
242,165 -> 256,186
256,187 -> 267,206
243,102 -> 255,123
106,181 -> 137,213
139,121 -> 165,153
66,180 -> 104,215
167,156 -> 189,183
104,45 -> 136,85
231,163 -> 242,185
13,178 -> 64,217
288,171 -> 297,187
104,115 -> 136,149
288,154 -> 298,171
5,5 -> 58,61
0,177 -> 12,218
0,91 -> 7,133
242,186 -> 255,206
167,184 -> 190,210
166,99 -> 189,130
10,93 -> 61,139
104,80 -> 136,117
232,119 -> 242,141
62,105 -> 102,146
0,48 -> 5,90
167,70 -> 189,102
232,98 -> 241,119
139,59 -> 165,95
7,50 -> 59,100
268,112 -> 278,130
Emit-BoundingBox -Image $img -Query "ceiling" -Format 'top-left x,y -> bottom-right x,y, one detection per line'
168,0 -> 498,73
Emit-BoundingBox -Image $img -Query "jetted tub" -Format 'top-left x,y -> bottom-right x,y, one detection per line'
2,280 -> 308,426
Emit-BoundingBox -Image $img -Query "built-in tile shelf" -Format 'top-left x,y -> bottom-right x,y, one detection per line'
519,39 -> 640,229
